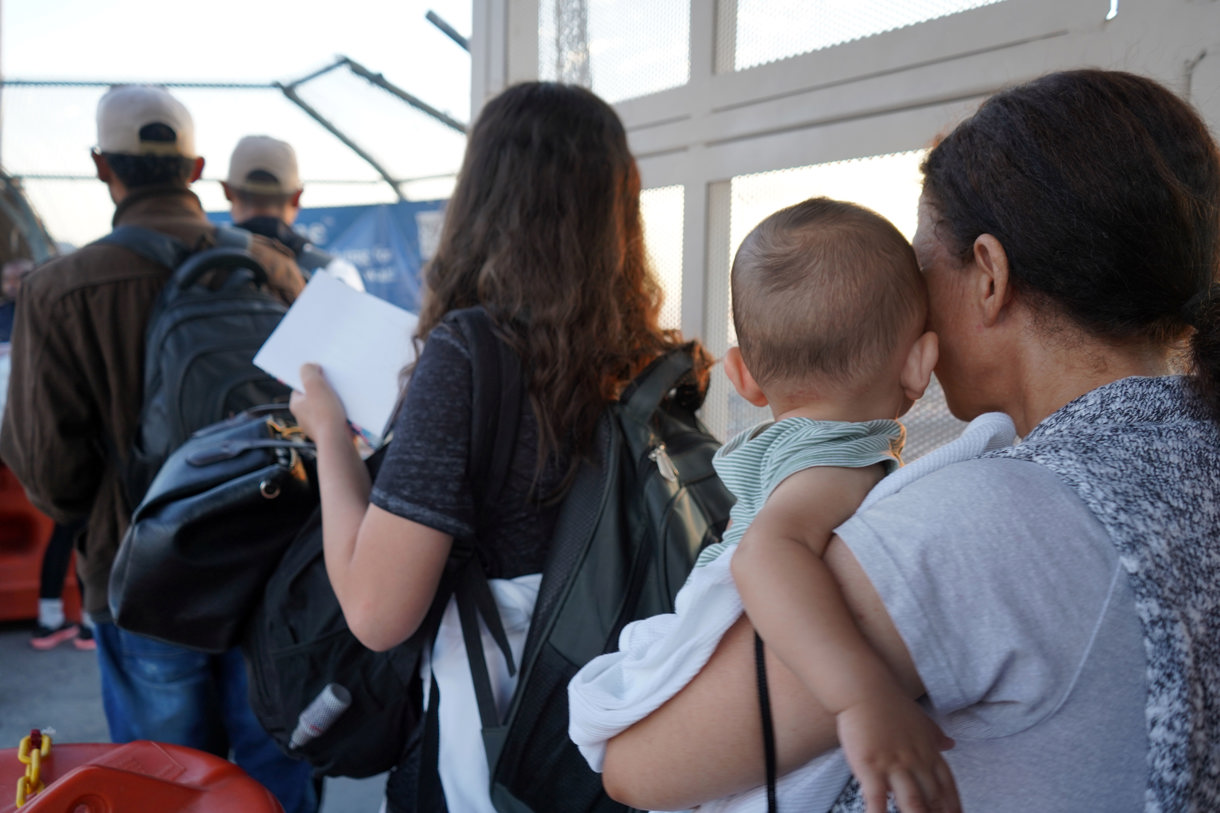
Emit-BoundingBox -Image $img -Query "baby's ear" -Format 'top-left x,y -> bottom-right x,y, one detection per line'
723,346 -> 769,407
900,331 -> 939,402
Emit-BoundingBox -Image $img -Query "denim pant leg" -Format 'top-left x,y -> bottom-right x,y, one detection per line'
93,621 -> 226,753
217,646 -> 318,813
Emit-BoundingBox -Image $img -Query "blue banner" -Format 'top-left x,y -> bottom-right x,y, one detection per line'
209,199 -> 446,312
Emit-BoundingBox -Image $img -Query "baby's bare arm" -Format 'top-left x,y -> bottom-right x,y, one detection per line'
603,536 -> 942,810
731,464 -> 885,713
732,466 -> 959,813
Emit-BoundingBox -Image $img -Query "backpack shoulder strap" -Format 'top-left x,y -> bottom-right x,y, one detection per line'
214,225 -> 254,250
449,306 -> 523,671
97,225 -> 194,492
449,307 -> 523,512
98,224 -> 259,289
417,307 -> 524,808
98,225 -> 191,270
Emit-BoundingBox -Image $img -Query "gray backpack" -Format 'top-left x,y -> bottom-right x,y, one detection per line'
100,225 -> 292,504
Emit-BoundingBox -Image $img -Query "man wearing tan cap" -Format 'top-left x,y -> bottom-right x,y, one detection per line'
224,134 -> 365,290
0,85 -> 316,813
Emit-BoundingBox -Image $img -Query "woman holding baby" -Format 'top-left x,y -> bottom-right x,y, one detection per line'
599,68 -> 1220,813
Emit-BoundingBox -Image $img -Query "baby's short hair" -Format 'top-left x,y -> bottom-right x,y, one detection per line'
731,197 -> 925,391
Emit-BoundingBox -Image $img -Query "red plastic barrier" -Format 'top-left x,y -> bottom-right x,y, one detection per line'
0,465 -> 80,624
1,738 -> 283,812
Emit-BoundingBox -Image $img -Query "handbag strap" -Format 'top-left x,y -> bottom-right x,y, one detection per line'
184,438 -> 314,466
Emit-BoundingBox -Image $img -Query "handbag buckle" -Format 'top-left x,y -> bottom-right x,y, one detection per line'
267,416 -> 305,441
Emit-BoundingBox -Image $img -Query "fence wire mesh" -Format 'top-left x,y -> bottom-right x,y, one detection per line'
718,0 -> 1008,73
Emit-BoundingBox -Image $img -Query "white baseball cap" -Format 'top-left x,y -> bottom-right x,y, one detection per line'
226,135 -> 302,195
96,84 -> 196,157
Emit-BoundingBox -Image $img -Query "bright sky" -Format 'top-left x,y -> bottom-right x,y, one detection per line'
4,0 -> 928,310
1,0 -> 965,447
2,0 -> 473,247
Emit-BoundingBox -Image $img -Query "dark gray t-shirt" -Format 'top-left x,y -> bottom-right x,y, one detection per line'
369,322 -> 564,579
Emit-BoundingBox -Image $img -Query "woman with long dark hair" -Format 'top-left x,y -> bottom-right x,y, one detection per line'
289,81 -> 708,812
599,69 -> 1220,813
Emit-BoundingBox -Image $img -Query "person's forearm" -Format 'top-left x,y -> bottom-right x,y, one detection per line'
603,615 -> 838,810
312,419 -> 373,613
311,421 -> 454,652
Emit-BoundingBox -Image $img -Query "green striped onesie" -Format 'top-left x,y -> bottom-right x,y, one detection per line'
697,417 -> 905,567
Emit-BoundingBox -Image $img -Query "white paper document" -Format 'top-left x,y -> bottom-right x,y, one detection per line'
254,272 -> 418,441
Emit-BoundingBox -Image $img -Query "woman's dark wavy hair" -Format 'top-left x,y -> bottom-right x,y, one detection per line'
921,69 -> 1220,419
412,82 -> 710,485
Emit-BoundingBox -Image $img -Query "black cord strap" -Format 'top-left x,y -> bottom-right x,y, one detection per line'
755,631 -> 778,813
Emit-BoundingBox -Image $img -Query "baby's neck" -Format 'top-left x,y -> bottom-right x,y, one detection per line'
770,397 -> 898,424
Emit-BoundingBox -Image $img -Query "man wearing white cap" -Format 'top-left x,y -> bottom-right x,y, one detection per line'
224,134 -> 365,290
0,85 -> 317,813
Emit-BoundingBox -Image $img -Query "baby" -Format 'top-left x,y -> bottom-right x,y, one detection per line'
722,197 -> 953,813
570,197 -> 1013,812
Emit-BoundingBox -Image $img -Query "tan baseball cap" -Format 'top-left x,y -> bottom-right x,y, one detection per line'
96,85 -> 196,157
226,135 -> 302,195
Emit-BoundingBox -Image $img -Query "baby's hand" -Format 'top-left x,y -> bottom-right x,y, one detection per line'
836,693 -> 959,813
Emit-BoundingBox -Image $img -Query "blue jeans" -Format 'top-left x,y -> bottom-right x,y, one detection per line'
95,622 -> 318,813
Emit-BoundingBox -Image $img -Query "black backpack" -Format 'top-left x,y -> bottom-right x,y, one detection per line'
444,342 -> 734,813
99,225 -> 293,503
241,308 -> 516,780
242,308 -> 734,808
241,444 -> 429,778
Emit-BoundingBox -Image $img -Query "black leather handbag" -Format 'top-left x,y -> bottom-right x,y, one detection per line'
109,404 -> 318,653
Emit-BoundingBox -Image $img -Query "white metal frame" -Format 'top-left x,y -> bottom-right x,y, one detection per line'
471,0 -> 1220,436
